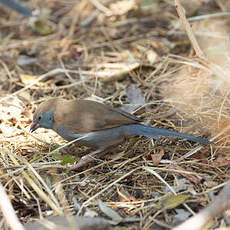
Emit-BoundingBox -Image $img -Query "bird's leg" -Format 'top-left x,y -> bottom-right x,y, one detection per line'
69,136 -> 125,170
69,148 -> 106,170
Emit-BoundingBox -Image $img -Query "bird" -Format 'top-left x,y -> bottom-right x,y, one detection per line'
30,98 -> 210,169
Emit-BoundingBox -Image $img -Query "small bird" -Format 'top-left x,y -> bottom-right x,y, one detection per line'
30,98 -> 210,169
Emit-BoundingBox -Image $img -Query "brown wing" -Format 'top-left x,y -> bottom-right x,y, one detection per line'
53,99 -> 141,133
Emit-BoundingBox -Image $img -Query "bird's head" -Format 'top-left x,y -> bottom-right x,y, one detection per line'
30,99 -> 58,132
30,110 -> 54,132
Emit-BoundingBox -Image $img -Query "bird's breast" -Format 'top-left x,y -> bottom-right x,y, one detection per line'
54,125 -> 130,149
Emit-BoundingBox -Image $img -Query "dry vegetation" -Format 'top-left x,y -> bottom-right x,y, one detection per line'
0,0 -> 230,229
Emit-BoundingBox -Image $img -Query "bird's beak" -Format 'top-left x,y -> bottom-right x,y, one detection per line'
30,122 -> 40,132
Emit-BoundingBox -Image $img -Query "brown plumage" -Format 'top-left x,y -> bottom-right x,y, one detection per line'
33,98 -> 141,133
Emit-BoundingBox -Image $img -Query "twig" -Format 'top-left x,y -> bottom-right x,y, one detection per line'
173,180 -> 230,230
0,183 -> 25,230
78,167 -> 142,214
174,0 -> 206,59
90,0 -> 112,15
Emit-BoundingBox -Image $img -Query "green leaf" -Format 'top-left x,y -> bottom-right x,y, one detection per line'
161,194 -> 191,210
52,154 -> 76,165
34,20 -> 55,35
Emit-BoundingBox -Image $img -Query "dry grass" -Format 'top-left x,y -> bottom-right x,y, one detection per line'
0,0 -> 229,229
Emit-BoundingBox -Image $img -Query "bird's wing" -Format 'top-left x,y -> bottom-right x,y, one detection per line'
54,100 -> 141,133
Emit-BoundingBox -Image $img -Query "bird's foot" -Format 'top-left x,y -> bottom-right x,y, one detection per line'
69,149 -> 104,170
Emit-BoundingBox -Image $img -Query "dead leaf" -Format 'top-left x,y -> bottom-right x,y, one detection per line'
210,155 -> 230,167
17,55 -> 37,66
19,74 -> 38,85
123,84 -> 146,113
117,187 -> 137,202
146,50 -> 158,64
167,164 -> 202,184
175,208 -> 191,221
150,149 -> 164,165
98,200 -> 123,224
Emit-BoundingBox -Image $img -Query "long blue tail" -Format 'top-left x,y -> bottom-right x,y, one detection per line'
0,0 -> 32,16
123,124 -> 210,144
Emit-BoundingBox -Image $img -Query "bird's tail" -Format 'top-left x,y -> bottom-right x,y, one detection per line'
123,124 -> 210,144
0,0 -> 32,16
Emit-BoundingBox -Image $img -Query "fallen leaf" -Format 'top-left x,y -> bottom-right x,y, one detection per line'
98,200 -> 123,224
20,74 -> 38,85
34,20 -> 55,35
150,149 -> 164,165
52,154 -> 76,165
210,155 -> 230,167
161,194 -> 190,210
124,84 -> 146,112
167,164 -> 202,184
17,55 -> 37,66
146,50 -> 158,64
117,187 -> 137,202
175,208 -> 191,221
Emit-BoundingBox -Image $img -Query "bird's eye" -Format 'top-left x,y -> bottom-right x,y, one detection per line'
38,116 -> 42,121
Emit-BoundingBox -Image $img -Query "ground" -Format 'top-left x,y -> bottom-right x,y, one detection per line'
0,1 -> 229,229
